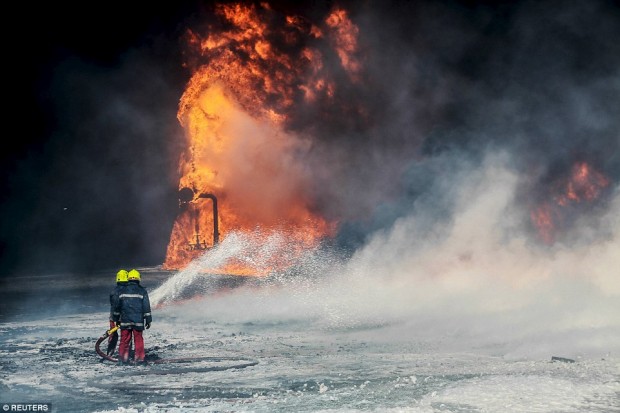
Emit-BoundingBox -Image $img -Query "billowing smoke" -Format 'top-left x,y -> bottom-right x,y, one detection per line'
153,152 -> 619,358
177,0 -> 619,249
151,0 -> 620,358
304,0 -> 620,248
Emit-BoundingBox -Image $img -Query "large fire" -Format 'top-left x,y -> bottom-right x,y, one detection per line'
530,161 -> 610,244
163,3 -> 361,273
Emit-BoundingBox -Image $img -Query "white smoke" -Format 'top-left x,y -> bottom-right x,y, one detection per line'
152,151 -> 620,360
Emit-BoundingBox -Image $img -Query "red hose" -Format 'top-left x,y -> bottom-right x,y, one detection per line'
95,326 -> 119,362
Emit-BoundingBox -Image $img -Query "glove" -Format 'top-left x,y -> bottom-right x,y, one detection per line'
145,322 -> 151,329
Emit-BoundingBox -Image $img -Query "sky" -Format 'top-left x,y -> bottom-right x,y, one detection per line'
2,0 -> 619,276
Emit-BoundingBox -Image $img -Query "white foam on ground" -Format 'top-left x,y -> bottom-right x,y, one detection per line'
423,374 -> 620,413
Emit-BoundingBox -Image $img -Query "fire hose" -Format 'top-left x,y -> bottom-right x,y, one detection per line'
95,325 -> 121,362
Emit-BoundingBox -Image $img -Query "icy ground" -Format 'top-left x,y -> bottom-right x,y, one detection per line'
0,270 -> 618,413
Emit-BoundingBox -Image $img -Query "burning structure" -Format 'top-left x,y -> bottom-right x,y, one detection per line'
160,1 -> 618,278
163,3 -> 359,273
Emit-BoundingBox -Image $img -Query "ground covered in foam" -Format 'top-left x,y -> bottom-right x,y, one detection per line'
0,271 -> 618,413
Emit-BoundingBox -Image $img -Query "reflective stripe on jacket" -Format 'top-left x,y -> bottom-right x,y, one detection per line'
115,280 -> 152,330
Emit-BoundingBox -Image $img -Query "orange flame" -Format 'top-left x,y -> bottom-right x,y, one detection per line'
554,161 -> 609,206
325,8 -> 361,81
531,161 -> 610,244
530,204 -> 555,244
163,2 -> 361,273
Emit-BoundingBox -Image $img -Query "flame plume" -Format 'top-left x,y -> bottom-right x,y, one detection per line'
163,3 -> 361,272
530,161 -> 610,244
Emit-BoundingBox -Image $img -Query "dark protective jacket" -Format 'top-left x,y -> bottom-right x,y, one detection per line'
115,280 -> 152,331
109,283 -> 126,322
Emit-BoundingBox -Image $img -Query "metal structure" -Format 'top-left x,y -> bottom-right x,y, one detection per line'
178,187 -> 219,251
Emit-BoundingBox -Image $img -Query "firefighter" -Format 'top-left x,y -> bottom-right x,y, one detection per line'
116,269 -> 152,365
107,269 -> 128,356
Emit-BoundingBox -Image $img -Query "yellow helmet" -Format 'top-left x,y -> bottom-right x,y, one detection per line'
128,269 -> 141,282
116,269 -> 129,283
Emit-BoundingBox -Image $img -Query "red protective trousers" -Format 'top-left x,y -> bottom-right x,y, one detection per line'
119,328 -> 145,362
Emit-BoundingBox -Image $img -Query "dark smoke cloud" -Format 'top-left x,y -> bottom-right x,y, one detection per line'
2,0 -> 618,276
291,0 -> 620,249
